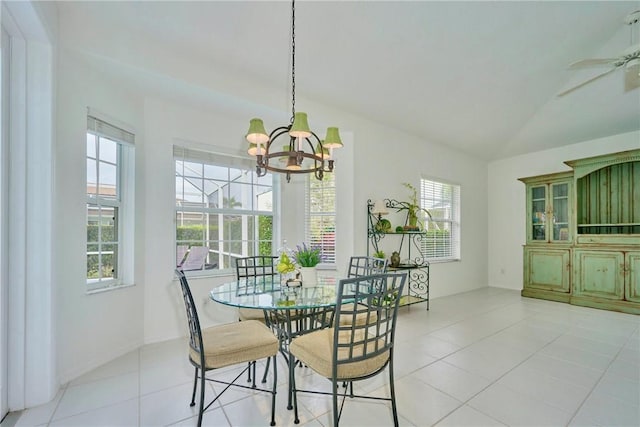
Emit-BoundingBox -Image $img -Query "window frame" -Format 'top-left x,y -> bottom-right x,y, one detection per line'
305,173 -> 337,268
174,146 -> 279,276
420,177 -> 461,262
86,114 -> 135,292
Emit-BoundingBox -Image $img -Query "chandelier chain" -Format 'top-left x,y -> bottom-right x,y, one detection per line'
290,0 -> 296,122
246,0 -> 340,183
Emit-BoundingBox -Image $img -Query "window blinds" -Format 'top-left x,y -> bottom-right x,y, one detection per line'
305,174 -> 337,264
87,115 -> 135,146
173,145 -> 255,170
420,178 -> 461,260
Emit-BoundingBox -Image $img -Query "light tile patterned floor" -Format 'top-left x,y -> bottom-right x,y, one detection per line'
6,287 -> 640,426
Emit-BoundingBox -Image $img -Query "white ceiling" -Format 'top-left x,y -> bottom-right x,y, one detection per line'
55,0 -> 640,160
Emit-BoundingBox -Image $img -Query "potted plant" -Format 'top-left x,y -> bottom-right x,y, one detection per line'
294,243 -> 321,286
277,251 -> 299,286
395,182 -> 433,231
373,250 -> 386,259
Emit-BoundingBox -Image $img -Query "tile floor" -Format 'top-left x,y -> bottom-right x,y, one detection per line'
6,287 -> 640,426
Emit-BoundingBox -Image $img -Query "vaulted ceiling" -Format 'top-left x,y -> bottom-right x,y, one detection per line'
56,1 -> 640,160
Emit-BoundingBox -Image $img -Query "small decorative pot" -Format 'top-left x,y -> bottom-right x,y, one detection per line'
390,251 -> 401,268
299,266 -> 318,286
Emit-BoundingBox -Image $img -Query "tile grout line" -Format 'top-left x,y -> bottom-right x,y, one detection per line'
45,382 -> 68,426
565,321 -> 640,426
137,347 -> 141,427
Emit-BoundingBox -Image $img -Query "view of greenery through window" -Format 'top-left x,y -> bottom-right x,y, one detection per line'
175,154 -> 274,272
86,131 -> 120,285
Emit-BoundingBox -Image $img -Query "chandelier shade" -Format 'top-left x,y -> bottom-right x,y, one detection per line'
246,118 -> 269,145
323,127 -> 343,149
289,112 -> 312,138
245,0 -> 342,183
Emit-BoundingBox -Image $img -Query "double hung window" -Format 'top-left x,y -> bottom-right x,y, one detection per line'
420,178 -> 461,261
86,115 -> 135,290
175,146 -> 276,273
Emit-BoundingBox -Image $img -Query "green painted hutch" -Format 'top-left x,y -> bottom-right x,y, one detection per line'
519,149 -> 640,315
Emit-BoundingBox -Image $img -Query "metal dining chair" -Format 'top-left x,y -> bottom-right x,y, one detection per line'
176,269 -> 278,426
347,255 -> 388,279
289,272 -> 407,426
235,255 -> 278,384
339,255 -> 388,326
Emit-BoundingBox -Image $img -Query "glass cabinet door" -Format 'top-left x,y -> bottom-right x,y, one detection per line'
530,185 -> 546,241
551,182 -> 569,242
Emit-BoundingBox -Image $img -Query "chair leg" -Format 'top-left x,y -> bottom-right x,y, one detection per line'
261,356 -> 271,383
247,361 -> 252,383
190,367 -> 198,407
287,353 -> 295,410
388,359 -> 399,427
270,355 -> 277,426
197,366 -> 205,427
251,361 -> 257,388
291,357 -> 299,424
332,380 -> 339,427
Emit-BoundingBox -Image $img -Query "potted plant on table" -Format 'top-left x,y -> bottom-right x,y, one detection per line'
277,251 -> 299,286
294,243 -> 321,286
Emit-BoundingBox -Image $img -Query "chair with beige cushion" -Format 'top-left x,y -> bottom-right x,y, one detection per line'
290,272 -> 407,427
175,269 -> 278,427
235,255 -> 279,384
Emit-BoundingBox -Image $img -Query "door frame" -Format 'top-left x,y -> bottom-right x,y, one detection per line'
1,19 -> 10,421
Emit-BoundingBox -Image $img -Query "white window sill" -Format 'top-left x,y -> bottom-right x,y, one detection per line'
86,282 -> 136,295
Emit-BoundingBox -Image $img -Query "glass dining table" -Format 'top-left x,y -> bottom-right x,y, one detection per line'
210,274 -> 342,409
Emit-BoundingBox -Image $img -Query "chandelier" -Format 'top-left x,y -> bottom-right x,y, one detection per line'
245,0 -> 343,183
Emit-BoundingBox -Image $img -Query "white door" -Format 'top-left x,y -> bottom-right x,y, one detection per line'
0,23 -> 10,420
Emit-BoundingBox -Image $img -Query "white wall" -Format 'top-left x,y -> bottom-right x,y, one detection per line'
487,130 -> 640,290
332,114 -> 488,299
55,49 -> 145,383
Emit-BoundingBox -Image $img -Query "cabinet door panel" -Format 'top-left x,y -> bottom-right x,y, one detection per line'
573,250 -> 624,300
525,248 -> 570,292
625,252 -> 640,303
551,182 -> 570,242
529,185 -> 547,242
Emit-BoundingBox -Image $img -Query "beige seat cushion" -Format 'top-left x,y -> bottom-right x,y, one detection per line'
290,328 -> 389,380
190,320 -> 278,370
239,307 -> 266,322
336,303 -> 378,326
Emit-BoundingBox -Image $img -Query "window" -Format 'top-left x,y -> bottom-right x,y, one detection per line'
305,173 -> 336,265
420,178 -> 460,261
174,146 -> 276,273
86,115 -> 135,290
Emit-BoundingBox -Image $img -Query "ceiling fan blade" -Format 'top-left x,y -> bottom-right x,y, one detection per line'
557,67 -> 619,97
568,58 -> 618,69
624,60 -> 640,92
